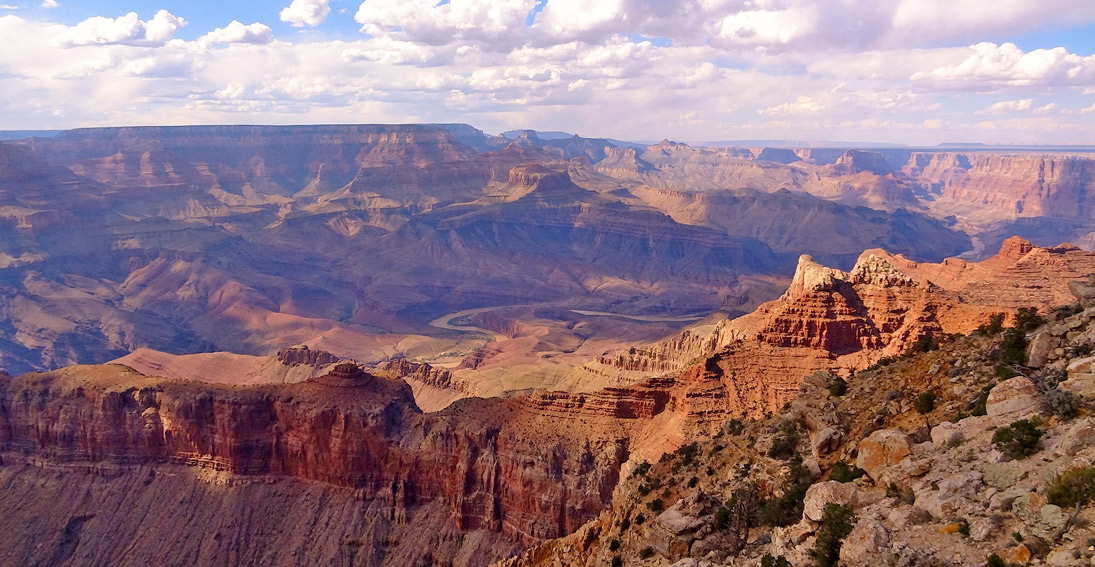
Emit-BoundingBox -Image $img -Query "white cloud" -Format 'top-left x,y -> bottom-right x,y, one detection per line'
0,4 -> 19,9
51,10 -> 186,47
912,42 -> 1095,87
280,0 -> 330,27
202,21 -> 274,45
354,0 -> 536,48
41,0 -> 57,8
977,98 -> 1034,114
758,96 -> 824,115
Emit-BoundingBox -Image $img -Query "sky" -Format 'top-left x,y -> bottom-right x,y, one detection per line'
1,0 -> 1095,145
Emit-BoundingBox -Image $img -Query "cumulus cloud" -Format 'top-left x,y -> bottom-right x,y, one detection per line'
51,10 -> 186,47
977,98 -> 1034,114
41,0 -> 57,8
354,0 -> 536,48
280,0 -> 330,27
202,21 -> 274,45
758,96 -> 824,115
912,42 -> 1095,87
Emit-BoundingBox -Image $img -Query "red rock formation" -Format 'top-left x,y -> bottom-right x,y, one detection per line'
0,363 -> 636,560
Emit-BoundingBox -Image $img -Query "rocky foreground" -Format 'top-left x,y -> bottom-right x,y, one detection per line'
499,283 -> 1095,567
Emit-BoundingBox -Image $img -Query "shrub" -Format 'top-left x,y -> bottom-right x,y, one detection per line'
986,553 -> 1007,567
632,461 -> 651,477
829,461 -> 866,483
809,503 -> 855,567
914,391 -> 936,414
619,515 -> 631,533
611,556 -> 622,567
638,546 -> 655,559
1014,307 -> 1045,332
759,456 -> 812,526
647,498 -> 664,513
971,385 -> 993,416
978,313 -> 1006,336
995,362 -> 1017,379
677,442 -> 700,467
1047,466 -> 1095,510
1000,328 -> 1028,366
909,335 -> 940,354
992,419 -> 1043,459
725,418 -> 745,435
768,420 -> 800,460
1046,389 -> 1080,421
637,484 -> 650,496
956,518 -> 970,537
761,555 -> 792,567
634,513 -> 645,525
687,476 -> 699,488
608,538 -> 620,552
828,376 -> 848,397
714,505 -> 732,531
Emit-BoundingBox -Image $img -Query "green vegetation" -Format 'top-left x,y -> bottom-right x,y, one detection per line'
767,420 -> 800,460
971,384 -> 993,416
610,556 -> 622,567
828,461 -> 867,483
759,456 -> 812,526
956,518 -> 970,537
977,313 -> 1006,336
608,538 -> 620,552
828,375 -> 848,397
634,513 -> 645,525
677,442 -> 700,467
909,335 -> 939,354
1047,389 -> 1080,421
631,461 -> 651,477
992,419 -> 1043,460
724,418 -> 745,436
914,391 -> 936,414
761,554 -> 792,567
1014,307 -> 1045,332
809,503 -> 855,567
687,476 -> 699,488
647,498 -> 664,513
986,553 -> 1007,567
1048,466 -> 1095,534
1000,328 -> 1028,367
1048,466 -> 1095,510
638,546 -> 655,559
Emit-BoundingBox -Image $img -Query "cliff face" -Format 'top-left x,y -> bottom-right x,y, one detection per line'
598,238 -> 1095,425
0,362 -> 639,566
899,152 -> 1095,220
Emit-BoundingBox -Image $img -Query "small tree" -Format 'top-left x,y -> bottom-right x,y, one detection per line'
978,313 -> 1006,336
914,391 -> 936,414
809,503 -> 855,567
1047,466 -> 1095,536
992,419 -> 1043,459
828,376 -> 848,397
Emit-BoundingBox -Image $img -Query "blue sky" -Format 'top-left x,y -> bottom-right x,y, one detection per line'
1,0 -> 1095,144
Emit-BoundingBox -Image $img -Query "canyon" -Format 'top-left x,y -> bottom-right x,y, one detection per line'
4,124 -> 1095,566
4,235 -> 1095,566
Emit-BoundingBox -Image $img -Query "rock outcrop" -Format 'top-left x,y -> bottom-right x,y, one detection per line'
0,363 -> 640,565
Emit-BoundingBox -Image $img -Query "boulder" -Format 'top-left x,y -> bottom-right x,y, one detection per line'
812,427 -> 843,456
987,377 -> 1044,420
932,415 -> 996,447
1026,331 -> 1059,368
839,521 -> 889,566
984,463 -> 1027,489
856,429 -> 913,481
803,481 -> 859,522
